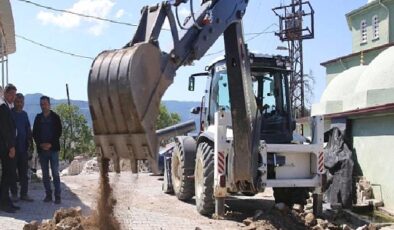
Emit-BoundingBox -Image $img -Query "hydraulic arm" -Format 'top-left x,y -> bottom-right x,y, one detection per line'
88,0 -> 253,174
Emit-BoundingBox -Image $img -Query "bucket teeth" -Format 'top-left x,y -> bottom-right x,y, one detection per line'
88,42 -> 169,174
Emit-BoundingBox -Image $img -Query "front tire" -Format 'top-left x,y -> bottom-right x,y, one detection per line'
171,141 -> 195,201
194,141 -> 215,216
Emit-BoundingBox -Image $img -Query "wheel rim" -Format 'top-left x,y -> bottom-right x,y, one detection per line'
172,153 -> 181,190
195,156 -> 203,202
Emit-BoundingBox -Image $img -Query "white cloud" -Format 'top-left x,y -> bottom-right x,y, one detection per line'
115,9 -> 124,19
88,22 -> 106,36
37,0 -> 115,36
37,11 -> 80,28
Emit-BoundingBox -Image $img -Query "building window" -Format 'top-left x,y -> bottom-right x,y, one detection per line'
373,15 -> 379,40
361,20 -> 367,44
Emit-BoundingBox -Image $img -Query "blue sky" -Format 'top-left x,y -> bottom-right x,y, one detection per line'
9,0 -> 366,104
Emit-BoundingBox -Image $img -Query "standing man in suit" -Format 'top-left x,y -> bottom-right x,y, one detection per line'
0,84 -> 19,213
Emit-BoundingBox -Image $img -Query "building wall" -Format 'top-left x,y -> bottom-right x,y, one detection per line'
352,114 -> 394,210
348,2 -> 389,52
324,49 -> 382,85
387,0 -> 394,42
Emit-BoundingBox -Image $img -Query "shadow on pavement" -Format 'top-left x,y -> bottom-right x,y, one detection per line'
225,196 -> 276,222
0,179 -> 92,224
225,196 -> 308,230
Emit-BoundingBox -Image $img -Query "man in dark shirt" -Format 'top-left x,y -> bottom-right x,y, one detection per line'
0,84 -> 19,213
10,93 -> 34,202
33,96 -> 62,204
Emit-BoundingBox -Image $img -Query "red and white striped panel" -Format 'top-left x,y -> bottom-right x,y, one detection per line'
217,151 -> 225,174
318,151 -> 324,173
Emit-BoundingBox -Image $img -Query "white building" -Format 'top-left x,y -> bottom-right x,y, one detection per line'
0,0 -> 16,87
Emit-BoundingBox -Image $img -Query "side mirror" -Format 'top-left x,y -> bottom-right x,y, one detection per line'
188,72 -> 209,91
188,76 -> 195,91
190,106 -> 201,114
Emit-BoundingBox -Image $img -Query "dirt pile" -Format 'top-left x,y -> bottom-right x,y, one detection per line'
24,157 -> 121,230
240,205 -> 389,230
23,207 -> 97,230
239,204 -> 336,230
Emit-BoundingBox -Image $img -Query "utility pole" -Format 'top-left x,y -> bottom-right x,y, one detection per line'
66,83 -> 73,160
273,0 -> 314,118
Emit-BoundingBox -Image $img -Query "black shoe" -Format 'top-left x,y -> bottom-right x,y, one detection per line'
11,204 -> 20,210
43,195 -> 52,202
54,197 -> 61,204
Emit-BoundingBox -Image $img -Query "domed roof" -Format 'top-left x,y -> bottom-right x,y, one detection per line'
321,65 -> 367,102
356,46 -> 394,92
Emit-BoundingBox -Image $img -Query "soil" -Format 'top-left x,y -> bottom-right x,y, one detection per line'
20,169 -> 393,230
23,157 -> 120,230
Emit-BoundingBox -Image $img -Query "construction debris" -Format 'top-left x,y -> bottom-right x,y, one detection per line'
23,207 -> 95,230
324,127 -> 354,208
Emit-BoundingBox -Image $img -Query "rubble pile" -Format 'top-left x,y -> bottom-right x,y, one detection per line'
63,156 -> 87,176
23,207 -> 98,230
81,157 -> 100,174
356,177 -> 384,208
240,203 -> 390,230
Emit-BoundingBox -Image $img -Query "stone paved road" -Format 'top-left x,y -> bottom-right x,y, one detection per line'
0,172 -> 276,230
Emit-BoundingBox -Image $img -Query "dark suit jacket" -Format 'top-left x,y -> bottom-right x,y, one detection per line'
0,103 -> 16,157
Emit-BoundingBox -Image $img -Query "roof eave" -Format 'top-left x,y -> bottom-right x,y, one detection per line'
320,42 -> 394,67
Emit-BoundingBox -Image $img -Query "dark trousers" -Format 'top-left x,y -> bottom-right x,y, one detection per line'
0,154 -> 17,207
39,151 -> 61,197
10,153 -> 29,197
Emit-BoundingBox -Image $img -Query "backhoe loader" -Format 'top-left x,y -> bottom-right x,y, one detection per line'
87,0 -> 324,217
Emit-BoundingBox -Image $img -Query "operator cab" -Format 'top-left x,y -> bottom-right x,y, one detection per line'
189,53 -> 294,144
250,54 -> 294,144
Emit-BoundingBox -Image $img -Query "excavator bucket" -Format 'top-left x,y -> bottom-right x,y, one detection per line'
88,42 -> 171,174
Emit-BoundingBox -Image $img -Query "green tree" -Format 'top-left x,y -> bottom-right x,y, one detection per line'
156,103 -> 181,130
55,104 -> 94,161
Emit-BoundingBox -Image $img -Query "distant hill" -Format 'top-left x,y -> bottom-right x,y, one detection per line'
24,93 -> 91,126
24,94 -> 200,128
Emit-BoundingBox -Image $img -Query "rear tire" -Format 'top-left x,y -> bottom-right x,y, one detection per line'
195,142 -> 215,216
162,155 -> 173,194
171,141 -> 195,201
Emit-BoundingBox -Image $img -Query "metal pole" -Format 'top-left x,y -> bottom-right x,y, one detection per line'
66,83 -> 73,161
215,198 -> 225,218
1,35 -> 4,87
300,40 -> 305,117
66,83 -> 71,106
6,56 -> 8,85
1,55 -> 4,87
66,83 -> 73,135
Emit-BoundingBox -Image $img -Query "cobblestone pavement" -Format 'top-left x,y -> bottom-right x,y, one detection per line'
0,176 -> 93,230
0,172 -> 276,230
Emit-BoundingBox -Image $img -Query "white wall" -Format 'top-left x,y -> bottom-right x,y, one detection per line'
352,114 -> 394,211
